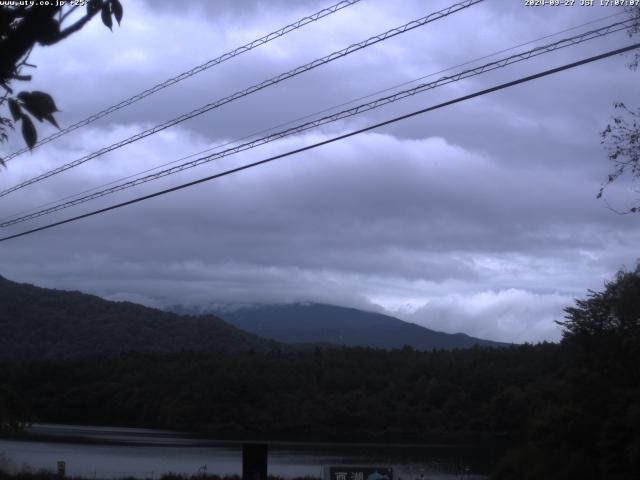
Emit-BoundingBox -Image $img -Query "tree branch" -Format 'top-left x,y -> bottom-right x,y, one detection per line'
59,5 -> 80,25
0,6 -> 59,82
52,7 -> 101,43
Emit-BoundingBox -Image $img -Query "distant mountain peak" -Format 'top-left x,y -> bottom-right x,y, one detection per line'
173,302 -> 508,350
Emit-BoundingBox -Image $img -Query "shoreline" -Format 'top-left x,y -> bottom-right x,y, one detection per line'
1,426 -> 493,450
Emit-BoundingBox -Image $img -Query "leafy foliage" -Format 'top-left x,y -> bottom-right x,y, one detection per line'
625,6 -> 640,71
494,266 -> 640,479
0,1 -> 123,161
600,103 -> 640,213
559,264 -> 640,339
599,7 -> 640,212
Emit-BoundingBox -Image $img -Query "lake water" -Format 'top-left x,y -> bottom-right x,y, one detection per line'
0,424 -> 489,480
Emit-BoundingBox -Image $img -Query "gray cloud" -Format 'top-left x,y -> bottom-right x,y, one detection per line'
1,0 -> 638,343
396,289 -> 571,343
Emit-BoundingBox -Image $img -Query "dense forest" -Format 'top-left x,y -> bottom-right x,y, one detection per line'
1,266 -> 639,479
0,344 -> 560,443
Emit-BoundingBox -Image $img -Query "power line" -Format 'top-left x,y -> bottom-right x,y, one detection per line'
1,10 -> 625,225
1,42 -> 637,244
2,18 -> 632,226
0,0 -> 484,199
3,10 -> 626,227
2,0 -> 363,162
1,18 -> 634,228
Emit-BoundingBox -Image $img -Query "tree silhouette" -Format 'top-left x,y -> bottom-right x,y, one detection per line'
493,266 -> 640,479
599,7 -> 640,213
559,264 -> 640,339
0,0 -> 123,165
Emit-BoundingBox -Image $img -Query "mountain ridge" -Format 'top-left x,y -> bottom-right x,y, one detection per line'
169,302 -> 508,350
0,275 -> 277,358
0,274 -> 507,358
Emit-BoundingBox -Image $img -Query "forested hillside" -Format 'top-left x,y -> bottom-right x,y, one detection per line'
0,276 -> 276,357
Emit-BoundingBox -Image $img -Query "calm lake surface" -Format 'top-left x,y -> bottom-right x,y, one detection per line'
0,425 -> 489,480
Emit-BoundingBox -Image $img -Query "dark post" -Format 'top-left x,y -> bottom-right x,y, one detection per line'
242,443 -> 268,480
56,461 -> 65,478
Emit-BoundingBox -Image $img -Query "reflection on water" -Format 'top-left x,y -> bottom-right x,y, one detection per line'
0,425 -> 488,480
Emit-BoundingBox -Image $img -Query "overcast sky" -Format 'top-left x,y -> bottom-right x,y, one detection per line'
1,0 -> 638,343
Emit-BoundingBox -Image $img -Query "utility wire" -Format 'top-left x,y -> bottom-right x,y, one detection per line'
1,10 -> 625,225
1,18 -> 634,228
2,0 -> 363,162
0,0 -> 484,199
1,42 -> 637,243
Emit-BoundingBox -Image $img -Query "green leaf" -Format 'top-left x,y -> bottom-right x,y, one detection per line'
101,3 -> 113,30
28,91 -> 59,113
20,114 -> 37,149
17,91 -> 59,124
8,98 -> 21,121
111,0 -> 123,25
42,113 -> 60,129
18,101 -> 44,122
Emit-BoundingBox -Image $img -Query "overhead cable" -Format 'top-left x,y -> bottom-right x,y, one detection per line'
0,18 -> 633,228
1,42 -> 637,243
2,0 -> 364,161
2,9 -> 624,225
0,0 -> 484,198
1,9 -> 627,227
